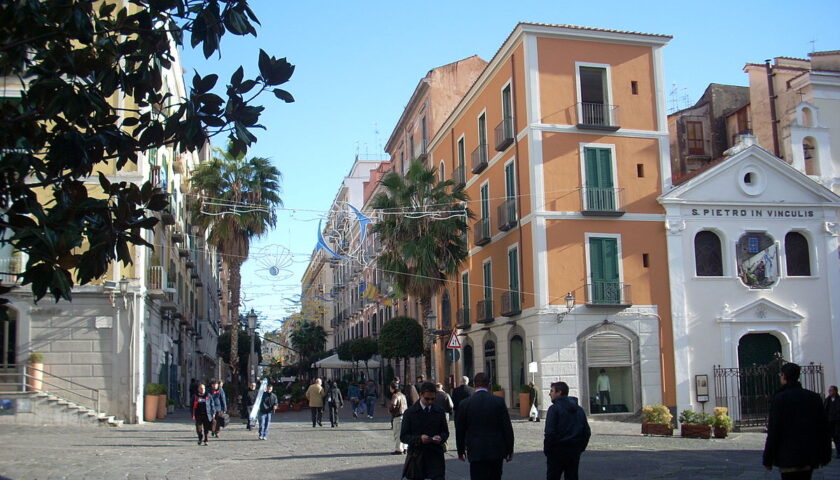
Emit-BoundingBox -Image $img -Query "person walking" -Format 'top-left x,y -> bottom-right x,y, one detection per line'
544,381 -> 591,480
405,381 -> 420,408
455,372 -> 514,480
191,383 -> 215,446
388,382 -> 408,455
325,379 -> 344,427
242,382 -> 258,430
305,378 -> 326,427
207,380 -> 226,438
400,382 -> 449,480
257,384 -> 278,440
763,362 -> 832,479
433,383 -> 454,421
348,381 -> 361,419
364,380 -> 379,419
451,376 -> 474,415
826,385 -> 840,459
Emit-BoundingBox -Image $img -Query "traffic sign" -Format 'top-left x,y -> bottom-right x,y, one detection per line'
447,331 -> 461,349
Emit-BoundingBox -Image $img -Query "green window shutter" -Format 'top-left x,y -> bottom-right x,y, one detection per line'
508,248 -> 519,292
483,262 -> 492,301
584,148 -> 615,211
589,237 -> 620,304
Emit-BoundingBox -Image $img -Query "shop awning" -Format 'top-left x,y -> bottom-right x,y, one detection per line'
313,354 -> 380,369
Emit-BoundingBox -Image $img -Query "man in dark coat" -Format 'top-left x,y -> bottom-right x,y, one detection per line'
400,382 -> 449,480
451,376 -> 475,414
825,385 -> 840,459
242,382 -> 258,430
455,372 -> 514,480
544,381 -> 590,480
763,362 -> 832,479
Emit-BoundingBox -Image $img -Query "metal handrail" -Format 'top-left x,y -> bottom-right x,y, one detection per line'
0,363 -> 100,413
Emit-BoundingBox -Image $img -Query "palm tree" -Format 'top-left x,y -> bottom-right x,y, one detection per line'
370,158 -> 472,374
190,145 -> 282,383
289,320 -> 327,380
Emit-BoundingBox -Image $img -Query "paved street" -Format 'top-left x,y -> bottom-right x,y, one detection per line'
0,408 -> 838,480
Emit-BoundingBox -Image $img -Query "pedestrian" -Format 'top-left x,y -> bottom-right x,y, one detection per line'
763,362 -> 832,479
388,382 -> 408,455
433,383 -> 454,421
242,382 -> 258,430
257,384 -> 278,440
326,379 -> 344,427
414,375 -> 425,398
826,385 -> 840,459
208,379 -> 226,438
544,381 -> 591,480
348,381 -> 361,418
451,376 -> 474,415
400,382 -> 449,480
305,378 -> 326,427
190,383 -> 215,446
455,372 -> 514,480
364,379 -> 379,419
596,369 -> 611,412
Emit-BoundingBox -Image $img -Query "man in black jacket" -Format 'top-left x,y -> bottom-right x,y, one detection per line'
400,382 -> 449,480
242,382 -> 258,430
451,376 -> 475,414
826,385 -> 840,459
544,381 -> 590,480
257,384 -> 278,440
455,372 -> 514,480
763,362 -> 831,479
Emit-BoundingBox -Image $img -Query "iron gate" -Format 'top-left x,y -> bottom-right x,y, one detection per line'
714,362 -> 824,428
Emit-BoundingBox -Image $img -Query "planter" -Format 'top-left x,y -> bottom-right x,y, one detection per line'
713,427 -> 728,439
276,403 -> 289,413
156,394 -> 167,419
519,393 -> 531,418
641,422 -> 674,436
291,402 -> 302,412
26,362 -> 44,392
681,424 -> 712,439
144,394 -> 159,422
493,390 -> 505,399
167,404 -> 175,414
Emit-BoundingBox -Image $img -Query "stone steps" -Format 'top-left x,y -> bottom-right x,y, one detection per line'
0,391 -> 122,427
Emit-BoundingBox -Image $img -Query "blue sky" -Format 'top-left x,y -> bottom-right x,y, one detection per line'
180,0 -> 840,332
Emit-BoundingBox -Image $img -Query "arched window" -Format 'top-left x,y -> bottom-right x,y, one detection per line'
439,161 -> 446,182
785,232 -> 811,276
801,107 -> 814,127
694,230 -> 723,276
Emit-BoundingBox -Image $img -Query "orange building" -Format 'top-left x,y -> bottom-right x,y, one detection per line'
425,23 -> 676,415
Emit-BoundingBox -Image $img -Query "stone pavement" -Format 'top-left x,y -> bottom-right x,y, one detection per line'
0,407 -> 838,480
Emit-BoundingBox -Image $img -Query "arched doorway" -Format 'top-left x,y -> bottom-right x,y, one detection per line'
484,340 -> 497,386
509,335 -> 525,405
738,333 -> 782,367
578,322 -> 641,415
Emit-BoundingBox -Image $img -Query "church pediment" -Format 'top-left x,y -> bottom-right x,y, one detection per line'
716,298 -> 804,324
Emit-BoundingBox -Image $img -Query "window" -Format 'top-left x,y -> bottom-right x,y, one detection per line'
803,137 -> 819,176
439,161 -> 445,182
694,231 -> 723,276
457,138 -> 466,173
588,237 -> 621,304
686,121 -> 705,155
461,271 -> 470,325
483,261 -> 492,302
441,291 -> 451,329
484,340 -> 497,385
736,232 -> 778,288
480,183 -> 489,220
499,162 -> 517,229
507,247 -> 520,313
785,232 -> 811,276
478,113 -> 487,150
583,147 -> 616,211
578,65 -> 609,126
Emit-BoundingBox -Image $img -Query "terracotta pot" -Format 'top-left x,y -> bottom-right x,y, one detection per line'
519,393 -> 531,418
641,423 -> 674,436
681,424 -> 712,439
276,403 -> 289,413
713,426 -> 728,439
144,394 -> 159,422
156,394 -> 167,419
493,390 -> 504,398
291,402 -> 302,412
26,362 -> 44,392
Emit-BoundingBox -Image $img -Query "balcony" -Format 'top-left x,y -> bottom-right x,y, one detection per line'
580,187 -> 625,217
585,282 -> 632,307
178,248 -> 189,258
452,165 -> 466,189
457,308 -> 471,329
0,255 -> 24,285
171,230 -> 184,243
497,198 -> 517,231
576,103 -> 620,131
471,143 -> 488,174
473,217 -> 491,246
475,299 -> 494,324
500,290 -> 521,317
160,209 -> 176,226
185,259 -> 195,270
147,266 -> 166,299
494,116 -> 514,151
414,139 -> 428,161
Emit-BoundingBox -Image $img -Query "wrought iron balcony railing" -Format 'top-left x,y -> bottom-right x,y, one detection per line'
494,116 -> 514,152
476,299 -> 494,324
497,198 -> 517,231
500,290 -> 521,317
576,102 -> 620,131
473,217 -> 491,246
580,187 -> 625,217
452,165 -> 466,188
457,308 -> 471,329
585,282 -> 632,307
471,143 -> 488,174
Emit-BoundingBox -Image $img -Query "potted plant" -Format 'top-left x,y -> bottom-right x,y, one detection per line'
26,352 -> 44,392
679,409 -> 713,439
641,404 -> 674,436
166,398 -> 175,414
144,383 -> 165,422
155,384 -> 168,419
712,407 -> 733,438
492,383 -> 504,398
519,384 -> 536,418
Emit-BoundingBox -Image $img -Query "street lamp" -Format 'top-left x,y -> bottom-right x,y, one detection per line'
247,309 -> 258,383
556,291 -> 576,324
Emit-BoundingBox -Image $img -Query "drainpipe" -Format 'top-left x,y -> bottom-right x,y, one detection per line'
764,60 -> 781,157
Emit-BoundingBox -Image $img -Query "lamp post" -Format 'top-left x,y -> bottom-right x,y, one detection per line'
556,291 -> 576,324
247,309 -> 258,383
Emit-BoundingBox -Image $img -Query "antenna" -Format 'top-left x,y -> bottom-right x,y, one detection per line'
809,39 -> 816,54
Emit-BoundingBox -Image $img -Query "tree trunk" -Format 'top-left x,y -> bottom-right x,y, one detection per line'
229,260 -> 243,382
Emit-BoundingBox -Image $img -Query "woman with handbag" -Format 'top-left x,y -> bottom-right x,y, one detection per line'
191,383 -> 216,446
208,380 -> 226,437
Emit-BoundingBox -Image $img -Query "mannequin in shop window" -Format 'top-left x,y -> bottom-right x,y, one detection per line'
596,369 -> 611,412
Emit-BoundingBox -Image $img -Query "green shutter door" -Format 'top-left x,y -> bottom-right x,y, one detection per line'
508,248 -> 520,312
584,148 -> 615,211
589,237 -> 620,304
